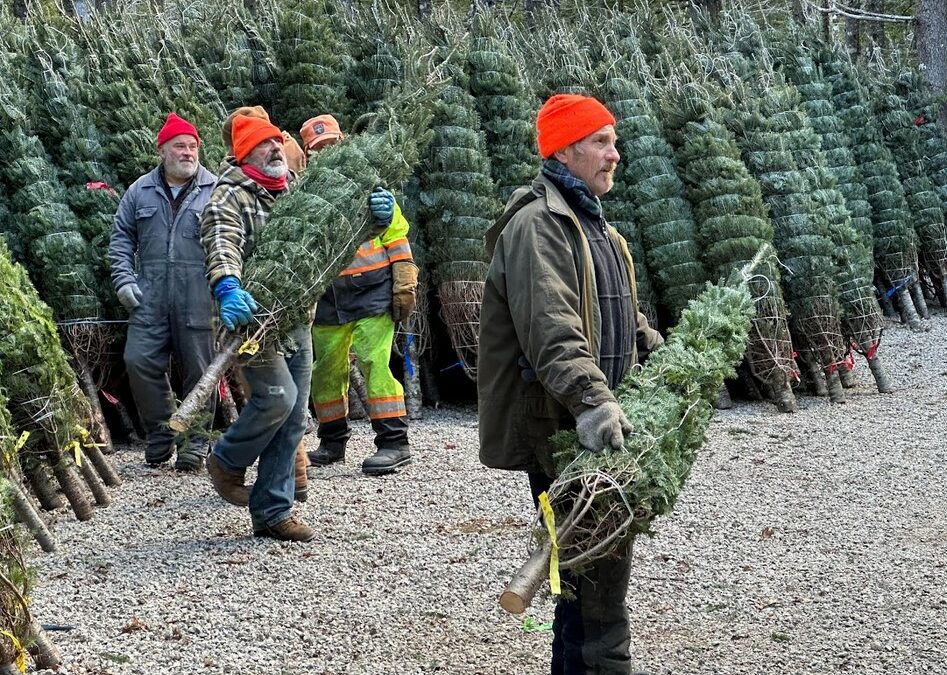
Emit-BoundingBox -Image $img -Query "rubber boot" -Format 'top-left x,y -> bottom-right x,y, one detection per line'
307,441 -> 346,466
361,446 -> 411,476
294,442 -> 309,502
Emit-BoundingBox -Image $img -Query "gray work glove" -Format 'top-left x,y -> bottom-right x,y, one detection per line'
117,283 -> 143,311
575,401 -> 632,453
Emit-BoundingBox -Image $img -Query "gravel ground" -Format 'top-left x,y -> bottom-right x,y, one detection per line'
29,314 -> 947,675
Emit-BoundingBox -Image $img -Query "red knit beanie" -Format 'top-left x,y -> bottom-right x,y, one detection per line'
232,114 -> 284,164
156,113 -> 200,148
536,94 -> 616,159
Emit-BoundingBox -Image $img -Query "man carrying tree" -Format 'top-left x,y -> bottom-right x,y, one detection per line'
478,94 -> 663,674
200,113 -> 314,542
219,105 -> 311,504
299,114 -> 419,476
109,113 -> 218,471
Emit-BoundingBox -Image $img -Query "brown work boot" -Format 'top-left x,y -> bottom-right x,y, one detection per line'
206,453 -> 249,507
253,516 -> 316,542
294,442 -> 309,503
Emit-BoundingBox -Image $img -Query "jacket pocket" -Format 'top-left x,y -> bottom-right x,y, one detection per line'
184,268 -> 215,330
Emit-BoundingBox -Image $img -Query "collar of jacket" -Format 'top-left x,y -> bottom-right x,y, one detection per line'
142,163 -> 216,191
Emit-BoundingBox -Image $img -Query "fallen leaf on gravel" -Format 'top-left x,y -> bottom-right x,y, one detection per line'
444,442 -> 457,449
146,498 -> 165,507
761,527 -> 775,539
120,617 -> 149,634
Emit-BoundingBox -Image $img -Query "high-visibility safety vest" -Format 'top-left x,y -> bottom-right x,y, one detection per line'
339,203 -> 412,276
313,201 -> 414,326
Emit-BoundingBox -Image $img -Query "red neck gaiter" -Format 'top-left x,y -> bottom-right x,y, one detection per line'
241,164 -> 288,192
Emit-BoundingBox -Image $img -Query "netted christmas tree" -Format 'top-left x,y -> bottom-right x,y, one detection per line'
777,46 -> 892,393
816,43 -> 925,329
894,68 -> 947,216
658,77 -> 798,411
466,11 -> 537,202
172,65 -> 440,429
501,249 -> 761,613
600,73 -> 659,329
188,7 -> 258,113
344,10 -> 403,120
604,69 -> 709,324
417,54 -> 501,380
274,0 -> 350,133
0,239 -> 111,523
725,79 -> 848,401
869,66 -> 947,309
73,21 -> 160,188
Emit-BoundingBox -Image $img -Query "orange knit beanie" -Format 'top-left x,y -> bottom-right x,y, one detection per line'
232,114 -> 284,164
536,94 -> 616,159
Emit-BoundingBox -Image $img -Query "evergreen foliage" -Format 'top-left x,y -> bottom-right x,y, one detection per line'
466,13 -> 537,202
725,81 -> 847,390
274,0 -> 349,133
871,75 -> 947,304
605,72 -> 708,322
549,275 -> 754,548
817,45 -> 919,293
246,104 -> 433,336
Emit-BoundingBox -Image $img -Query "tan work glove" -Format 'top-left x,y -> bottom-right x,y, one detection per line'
282,131 -> 307,174
391,261 -> 419,323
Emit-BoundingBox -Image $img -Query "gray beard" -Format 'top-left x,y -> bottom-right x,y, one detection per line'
164,158 -> 198,183
261,163 -> 288,179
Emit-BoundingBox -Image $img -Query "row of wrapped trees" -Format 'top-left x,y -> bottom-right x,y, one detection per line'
1,1 -> 947,436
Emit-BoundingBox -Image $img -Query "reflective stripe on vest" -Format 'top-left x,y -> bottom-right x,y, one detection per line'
339,240 -> 390,276
385,237 -> 412,264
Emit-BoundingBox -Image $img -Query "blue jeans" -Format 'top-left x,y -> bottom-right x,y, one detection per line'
213,326 -> 312,527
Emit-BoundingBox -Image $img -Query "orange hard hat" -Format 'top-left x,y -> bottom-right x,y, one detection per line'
300,114 -> 344,152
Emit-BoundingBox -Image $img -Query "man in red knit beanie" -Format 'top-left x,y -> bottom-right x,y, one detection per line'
109,112 -> 218,472
478,94 -> 663,674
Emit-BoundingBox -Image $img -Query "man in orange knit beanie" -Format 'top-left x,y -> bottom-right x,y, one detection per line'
478,94 -> 663,674
199,113 -> 316,542
220,106 -> 307,174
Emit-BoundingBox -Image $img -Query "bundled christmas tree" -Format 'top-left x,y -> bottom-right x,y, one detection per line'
466,12 -> 537,202
776,47 -> 892,393
725,79 -> 848,401
417,55 -> 501,380
188,8 -> 258,113
604,70 -> 709,324
816,44 -> 925,329
172,79 -> 438,429
0,239 -> 116,522
73,22 -> 159,188
893,68 -> 947,215
274,0 -> 350,133
501,248 -> 761,613
658,77 -> 798,411
870,69 -> 947,309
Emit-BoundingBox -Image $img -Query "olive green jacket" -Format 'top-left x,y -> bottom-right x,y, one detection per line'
477,174 -> 663,477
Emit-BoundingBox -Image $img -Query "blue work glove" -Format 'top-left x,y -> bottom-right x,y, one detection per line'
213,276 -> 258,331
368,187 -> 395,228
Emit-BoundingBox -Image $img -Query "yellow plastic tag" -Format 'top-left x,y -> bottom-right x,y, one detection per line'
77,427 -> 105,448
238,338 -> 260,356
65,440 -> 82,467
13,431 -> 29,451
1,630 -> 26,673
538,491 -> 561,596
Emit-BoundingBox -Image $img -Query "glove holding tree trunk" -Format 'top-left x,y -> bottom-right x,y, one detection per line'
391,261 -> 419,322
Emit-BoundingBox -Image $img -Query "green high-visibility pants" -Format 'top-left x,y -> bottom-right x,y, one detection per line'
311,313 -> 406,425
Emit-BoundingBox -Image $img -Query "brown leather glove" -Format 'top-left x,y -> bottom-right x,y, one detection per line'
282,131 -> 307,174
391,261 -> 419,323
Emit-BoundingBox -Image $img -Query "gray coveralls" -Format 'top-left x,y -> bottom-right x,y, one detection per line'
108,164 -> 218,460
